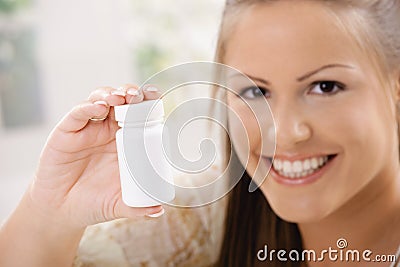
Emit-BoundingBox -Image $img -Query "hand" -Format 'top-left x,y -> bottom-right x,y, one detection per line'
29,84 -> 163,229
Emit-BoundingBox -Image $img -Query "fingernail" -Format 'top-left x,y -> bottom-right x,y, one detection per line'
144,86 -> 158,92
127,88 -> 140,96
146,208 -> 165,218
93,100 -> 108,106
111,90 -> 126,97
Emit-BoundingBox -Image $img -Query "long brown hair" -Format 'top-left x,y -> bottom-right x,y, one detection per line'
214,0 -> 400,266
217,168 -> 303,267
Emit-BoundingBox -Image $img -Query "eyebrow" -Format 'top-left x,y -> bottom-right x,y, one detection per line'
245,74 -> 270,85
296,64 -> 355,82
239,63 -> 355,85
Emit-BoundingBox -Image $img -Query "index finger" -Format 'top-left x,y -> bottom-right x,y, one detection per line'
56,100 -> 109,132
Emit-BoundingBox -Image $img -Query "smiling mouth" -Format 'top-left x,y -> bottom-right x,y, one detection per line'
265,154 -> 337,179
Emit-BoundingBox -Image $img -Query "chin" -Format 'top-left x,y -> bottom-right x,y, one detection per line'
262,190 -> 334,224
272,208 -> 329,224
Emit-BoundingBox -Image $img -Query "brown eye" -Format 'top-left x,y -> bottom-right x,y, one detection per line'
310,81 -> 344,95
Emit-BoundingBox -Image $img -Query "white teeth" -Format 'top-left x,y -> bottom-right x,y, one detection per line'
274,160 -> 282,171
293,161 -> 302,172
311,158 -> 319,169
303,159 -> 310,171
283,161 -> 292,173
272,156 -> 330,179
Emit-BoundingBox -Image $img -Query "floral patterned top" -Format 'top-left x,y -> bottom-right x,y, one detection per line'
73,169 -> 227,267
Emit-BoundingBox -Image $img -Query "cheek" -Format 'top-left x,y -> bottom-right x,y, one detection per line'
311,94 -> 392,194
228,100 -> 262,147
227,99 -> 263,172
334,99 -> 389,155
313,108 -> 365,148
309,100 -> 380,179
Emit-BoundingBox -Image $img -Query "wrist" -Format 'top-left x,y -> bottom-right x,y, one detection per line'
27,180 -> 87,231
24,184 -> 86,234
0,188 -> 85,267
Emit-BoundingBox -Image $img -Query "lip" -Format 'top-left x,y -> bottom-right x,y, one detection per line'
263,154 -> 338,186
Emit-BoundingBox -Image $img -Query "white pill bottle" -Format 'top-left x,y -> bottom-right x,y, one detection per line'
114,99 -> 175,207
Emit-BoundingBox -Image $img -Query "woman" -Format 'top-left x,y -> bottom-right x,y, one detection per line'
1,0 -> 399,266
217,0 -> 400,266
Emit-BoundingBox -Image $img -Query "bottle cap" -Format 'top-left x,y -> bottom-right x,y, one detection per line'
114,99 -> 164,124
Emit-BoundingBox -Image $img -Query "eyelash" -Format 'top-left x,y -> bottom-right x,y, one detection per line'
309,81 -> 346,96
239,86 -> 270,99
238,81 -> 346,99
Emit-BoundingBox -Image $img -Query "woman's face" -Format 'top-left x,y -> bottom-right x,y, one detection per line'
225,1 -> 399,223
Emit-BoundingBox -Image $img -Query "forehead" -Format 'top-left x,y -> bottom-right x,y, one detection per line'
224,1 -> 366,73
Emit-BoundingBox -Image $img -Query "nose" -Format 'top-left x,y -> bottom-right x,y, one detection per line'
271,103 -> 312,149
